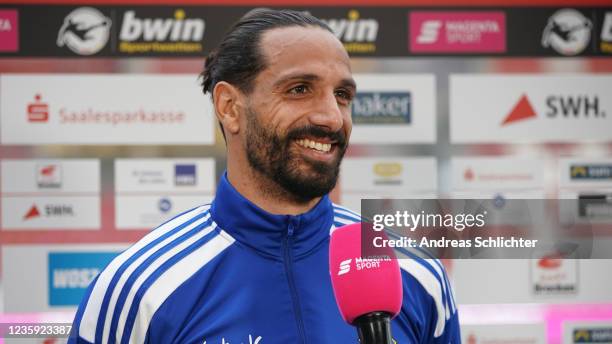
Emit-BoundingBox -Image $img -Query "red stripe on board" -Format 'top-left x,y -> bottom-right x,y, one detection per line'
0,229 -> 149,244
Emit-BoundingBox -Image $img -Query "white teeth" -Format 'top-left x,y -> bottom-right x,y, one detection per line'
296,139 -> 332,152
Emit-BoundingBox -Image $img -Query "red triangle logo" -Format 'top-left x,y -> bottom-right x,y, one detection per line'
501,94 -> 537,126
23,205 -> 40,220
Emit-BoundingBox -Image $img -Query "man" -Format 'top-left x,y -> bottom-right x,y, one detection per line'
69,9 -> 460,344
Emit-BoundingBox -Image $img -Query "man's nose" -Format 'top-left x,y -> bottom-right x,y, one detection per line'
308,91 -> 344,133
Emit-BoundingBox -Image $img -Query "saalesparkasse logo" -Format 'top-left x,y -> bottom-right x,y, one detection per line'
542,9 -> 592,56
27,94 -> 49,123
118,9 -> 205,54
25,92 -> 186,127
501,93 -> 606,126
57,7 -> 111,55
321,10 -> 378,54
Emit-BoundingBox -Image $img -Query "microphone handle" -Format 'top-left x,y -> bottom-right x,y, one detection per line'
353,311 -> 393,344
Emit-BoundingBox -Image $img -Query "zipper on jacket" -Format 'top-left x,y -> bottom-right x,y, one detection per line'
283,219 -> 307,344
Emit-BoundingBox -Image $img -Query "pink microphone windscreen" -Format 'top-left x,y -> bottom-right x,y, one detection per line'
329,222 -> 403,324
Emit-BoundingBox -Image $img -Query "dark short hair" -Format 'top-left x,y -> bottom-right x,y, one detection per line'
200,8 -> 332,97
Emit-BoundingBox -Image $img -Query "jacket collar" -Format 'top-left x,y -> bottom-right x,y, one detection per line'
211,172 -> 333,259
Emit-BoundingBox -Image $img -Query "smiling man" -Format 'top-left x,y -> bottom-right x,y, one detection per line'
68,9 -> 460,344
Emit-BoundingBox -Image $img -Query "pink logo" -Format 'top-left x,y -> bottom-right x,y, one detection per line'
0,10 -> 18,52
410,11 -> 506,53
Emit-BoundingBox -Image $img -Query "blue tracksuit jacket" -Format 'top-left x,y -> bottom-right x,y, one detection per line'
68,173 -> 460,343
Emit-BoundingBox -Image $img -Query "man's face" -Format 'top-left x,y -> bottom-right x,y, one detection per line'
243,26 -> 355,203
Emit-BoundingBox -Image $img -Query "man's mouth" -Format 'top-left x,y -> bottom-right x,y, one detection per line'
295,138 -> 332,153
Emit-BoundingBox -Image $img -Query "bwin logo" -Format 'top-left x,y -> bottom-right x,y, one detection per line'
120,9 -> 205,42
338,259 -> 352,276
322,10 -> 378,53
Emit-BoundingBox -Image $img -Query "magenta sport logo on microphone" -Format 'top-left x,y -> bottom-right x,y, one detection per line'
329,223 -> 402,324
338,258 -> 352,276
337,257 -> 392,276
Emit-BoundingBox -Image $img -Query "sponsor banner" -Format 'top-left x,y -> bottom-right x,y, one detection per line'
310,8 -> 407,57
560,158 -> 612,189
351,74 -> 436,144
2,6 -> 611,57
450,74 -> 612,143
57,7 -> 111,56
0,9 -> 19,52
452,157 -> 545,191
409,11 -> 506,53
7,5 -> 242,57
114,159 -> 214,229
116,8 -> 206,55
1,159 -> 100,193
453,259 -> 612,304
564,321 -> 612,344
558,159 -> 612,225
531,254 -> 578,295
451,158 -> 546,225
318,9 -> 380,55
541,9 -> 594,56
558,191 -> 612,225
48,252 -> 118,306
0,74 -> 215,145
1,196 -> 100,230
114,158 -> 215,193
461,324 -> 546,344
452,190 -> 546,200
2,244 -> 126,312
501,7 -> 607,57
2,5 -> 406,57
449,192 -> 547,226
339,157 -> 437,210
341,157 -> 437,192
115,194 -> 213,229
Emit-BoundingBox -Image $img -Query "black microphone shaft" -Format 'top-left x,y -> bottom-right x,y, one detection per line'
353,311 -> 393,344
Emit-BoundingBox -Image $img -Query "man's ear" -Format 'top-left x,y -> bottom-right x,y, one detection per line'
213,81 -> 243,135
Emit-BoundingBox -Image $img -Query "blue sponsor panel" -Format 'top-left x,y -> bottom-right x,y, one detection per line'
48,252 -> 119,306
175,164 -> 197,186
351,92 -> 411,124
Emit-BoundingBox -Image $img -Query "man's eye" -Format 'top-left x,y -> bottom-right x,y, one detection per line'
288,85 -> 308,94
335,89 -> 353,102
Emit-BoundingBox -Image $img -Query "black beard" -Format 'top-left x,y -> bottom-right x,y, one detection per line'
244,108 -> 348,204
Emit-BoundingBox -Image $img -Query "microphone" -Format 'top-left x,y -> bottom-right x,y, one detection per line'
329,222 -> 402,344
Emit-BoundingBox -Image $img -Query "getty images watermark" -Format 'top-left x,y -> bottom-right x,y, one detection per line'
361,199 -> 610,259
